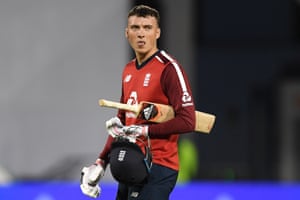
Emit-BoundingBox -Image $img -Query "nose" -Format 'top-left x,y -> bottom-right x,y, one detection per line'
137,29 -> 145,38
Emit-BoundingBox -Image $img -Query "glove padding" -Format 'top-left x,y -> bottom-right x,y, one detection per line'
106,117 -> 124,138
80,164 -> 105,198
122,125 -> 148,138
106,117 -> 148,142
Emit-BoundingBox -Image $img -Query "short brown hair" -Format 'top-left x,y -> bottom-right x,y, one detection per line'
128,5 -> 160,27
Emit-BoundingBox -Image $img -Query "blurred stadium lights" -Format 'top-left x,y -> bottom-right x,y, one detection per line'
0,165 -> 13,184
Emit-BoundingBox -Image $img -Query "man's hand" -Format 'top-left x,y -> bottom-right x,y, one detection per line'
122,125 -> 148,138
80,163 -> 105,198
80,178 -> 100,198
105,117 -> 124,138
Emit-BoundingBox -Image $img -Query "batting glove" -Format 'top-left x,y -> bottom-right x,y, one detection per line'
80,163 -> 105,198
122,125 -> 148,138
105,117 -> 124,138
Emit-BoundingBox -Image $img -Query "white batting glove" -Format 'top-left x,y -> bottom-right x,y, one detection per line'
80,180 -> 100,198
105,117 -> 124,138
80,164 -> 105,198
122,125 -> 148,138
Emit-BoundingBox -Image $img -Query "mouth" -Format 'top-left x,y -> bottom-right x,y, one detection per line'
137,41 -> 145,47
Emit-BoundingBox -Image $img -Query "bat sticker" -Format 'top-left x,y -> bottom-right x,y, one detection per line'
140,103 -> 158,120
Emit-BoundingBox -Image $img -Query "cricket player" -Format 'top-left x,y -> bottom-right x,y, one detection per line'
80,4 -> 196,200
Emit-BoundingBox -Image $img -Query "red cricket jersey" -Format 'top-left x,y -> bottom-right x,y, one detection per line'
100,50 -> 195,171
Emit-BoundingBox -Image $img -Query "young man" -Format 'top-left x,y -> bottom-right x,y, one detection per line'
80,5 -> 196,200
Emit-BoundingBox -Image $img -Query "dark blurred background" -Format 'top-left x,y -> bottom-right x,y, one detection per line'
0,0 -> 299,185
133,0 -> 300,181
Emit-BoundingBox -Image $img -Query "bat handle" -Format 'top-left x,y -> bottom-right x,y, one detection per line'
98,99 -> 139,114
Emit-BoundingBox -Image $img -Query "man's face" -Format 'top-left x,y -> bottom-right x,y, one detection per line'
126,15 -> 161,57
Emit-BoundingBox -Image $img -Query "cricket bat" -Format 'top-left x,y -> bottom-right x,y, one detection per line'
98,99 -> 215,134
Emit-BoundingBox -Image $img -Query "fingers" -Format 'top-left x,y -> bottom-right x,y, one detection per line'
80,166 -> 101,198
105,117 -> 149,141
107,125 -> 124,137
80,183 -> 100,198
105,117 -> 123,129
88,164 -> 105,186
122,125 -> 148,138
106,117 -> 125,137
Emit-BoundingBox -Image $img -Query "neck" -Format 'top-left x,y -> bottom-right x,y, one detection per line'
136,48 -> 158,65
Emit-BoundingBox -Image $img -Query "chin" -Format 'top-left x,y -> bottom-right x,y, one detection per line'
135,49 -> 148,55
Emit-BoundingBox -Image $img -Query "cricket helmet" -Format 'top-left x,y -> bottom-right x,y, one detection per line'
109,137 -> 152,185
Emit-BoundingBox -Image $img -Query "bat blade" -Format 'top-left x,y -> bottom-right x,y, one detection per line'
195,111 -> 216,134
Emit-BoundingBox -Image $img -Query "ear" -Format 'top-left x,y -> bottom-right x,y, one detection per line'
156,28 -> 161,39
125,28 -> 129,39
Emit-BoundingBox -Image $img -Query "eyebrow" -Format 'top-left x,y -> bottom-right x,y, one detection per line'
129,24 -> 153,28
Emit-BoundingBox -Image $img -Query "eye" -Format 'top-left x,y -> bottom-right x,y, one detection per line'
144,25 -> 152,30
130,25 -> 139,31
